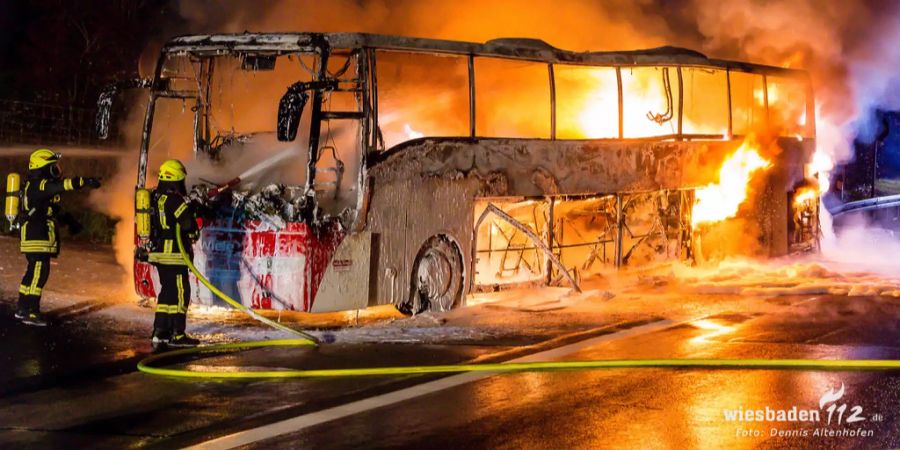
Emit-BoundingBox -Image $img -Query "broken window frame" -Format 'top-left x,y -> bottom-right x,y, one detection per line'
372,49 -> 471,149
472,56 -> 554,139
471,189 -> 694,292
135,34 -> 816,188
367,59 -> 813,150
136,39 -> 372,199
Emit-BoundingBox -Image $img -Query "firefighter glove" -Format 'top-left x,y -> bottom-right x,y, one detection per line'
85,177 -> 102,188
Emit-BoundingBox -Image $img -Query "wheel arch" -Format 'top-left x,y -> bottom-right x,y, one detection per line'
404,232 -> 467,313
421,231 -> 468,304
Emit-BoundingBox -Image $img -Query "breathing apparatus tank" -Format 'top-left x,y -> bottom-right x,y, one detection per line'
135,188 -> 151,241
5,173 -> 21,228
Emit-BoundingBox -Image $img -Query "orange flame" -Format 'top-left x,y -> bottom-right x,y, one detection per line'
692,136 -> 772,228
793,186 -> 818,208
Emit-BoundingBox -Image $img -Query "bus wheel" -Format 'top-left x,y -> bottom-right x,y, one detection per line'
399,235 -> 464,315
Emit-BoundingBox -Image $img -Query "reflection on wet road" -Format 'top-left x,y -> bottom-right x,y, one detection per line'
1,294 -> 900,449
250,297 -> 900,449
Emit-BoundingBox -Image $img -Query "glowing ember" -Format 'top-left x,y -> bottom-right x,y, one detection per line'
692,136 -> 772,228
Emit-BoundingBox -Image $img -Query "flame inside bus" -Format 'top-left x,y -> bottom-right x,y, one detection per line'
692,137 -> 773,228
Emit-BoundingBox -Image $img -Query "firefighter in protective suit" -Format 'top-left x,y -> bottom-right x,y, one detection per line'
148,160 -> 201,349
17,149 -> 101,326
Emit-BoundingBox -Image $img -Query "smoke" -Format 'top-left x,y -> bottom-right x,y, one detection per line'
174,4 -> 900,191
175,0 -> 676,49
821,214 -> 900,273
170,0 -> 900,160
687,0 -> 900,261
88,0 -> 900,293
687,0 -> 900,191
87,91 -> 200,300
184,137 -> 308,189
87,106 -> 145,300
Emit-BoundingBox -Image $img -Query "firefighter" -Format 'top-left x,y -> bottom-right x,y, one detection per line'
147,159 -> 201,349
17,149 -> 101,326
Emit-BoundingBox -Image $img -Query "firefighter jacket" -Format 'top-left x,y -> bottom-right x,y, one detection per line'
20,176 -> 93,256
148,187 -> 199,266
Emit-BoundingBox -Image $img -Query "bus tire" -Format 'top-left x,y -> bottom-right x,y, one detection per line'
398,235 -> 464,315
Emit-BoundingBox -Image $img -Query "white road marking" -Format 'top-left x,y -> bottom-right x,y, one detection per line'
186,319 -> 674,450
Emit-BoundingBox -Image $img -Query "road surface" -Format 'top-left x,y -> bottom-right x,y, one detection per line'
1,292 -> 898,449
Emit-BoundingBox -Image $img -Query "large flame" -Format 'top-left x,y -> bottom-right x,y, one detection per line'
809,112 -> 836,193
692,136 -> 772,228
793,186 -> 818,208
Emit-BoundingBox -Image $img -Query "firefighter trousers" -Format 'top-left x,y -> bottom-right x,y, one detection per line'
18,254 -> 51,313
154,265 -> 191,334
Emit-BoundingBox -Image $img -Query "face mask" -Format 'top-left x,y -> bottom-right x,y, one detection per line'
49,164 -> 61,179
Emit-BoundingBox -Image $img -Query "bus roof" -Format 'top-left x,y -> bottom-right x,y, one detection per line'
164,32 -> 808,78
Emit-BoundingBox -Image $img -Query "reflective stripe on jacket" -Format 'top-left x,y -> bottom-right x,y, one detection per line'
148,190 -> 198,266
19,176 -> 87,255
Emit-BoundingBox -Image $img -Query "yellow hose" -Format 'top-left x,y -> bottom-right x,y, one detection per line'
172,224 -> 317,343
135,226 -> 900,379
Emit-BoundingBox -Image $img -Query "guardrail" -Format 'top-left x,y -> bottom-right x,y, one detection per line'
828,194 -> 900,217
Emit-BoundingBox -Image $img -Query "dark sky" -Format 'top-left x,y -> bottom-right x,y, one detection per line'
0,1 -> 26,91
0,0 -> 181,105
877,113 -> 900,181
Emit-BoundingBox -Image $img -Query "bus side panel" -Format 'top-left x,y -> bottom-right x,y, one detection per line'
398,175 -> 482,305
366,171 -> 485,307
311,231 -> 372,312
366,137 -> 814,275
764,137 -> 815,256
365,178 -> 411,306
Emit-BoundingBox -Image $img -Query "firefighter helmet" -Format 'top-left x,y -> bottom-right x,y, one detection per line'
158,160 -> 187,182
29,149 -> 61,170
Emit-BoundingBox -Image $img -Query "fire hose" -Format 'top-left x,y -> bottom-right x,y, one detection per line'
137,225 -> 900,379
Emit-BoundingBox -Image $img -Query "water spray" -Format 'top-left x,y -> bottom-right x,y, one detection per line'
205,147 -> 302,198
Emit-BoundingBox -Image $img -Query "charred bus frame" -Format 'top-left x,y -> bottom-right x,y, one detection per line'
100,33 -> 817,314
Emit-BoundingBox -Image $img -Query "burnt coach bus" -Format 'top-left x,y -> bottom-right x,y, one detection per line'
98,33 -> 816,314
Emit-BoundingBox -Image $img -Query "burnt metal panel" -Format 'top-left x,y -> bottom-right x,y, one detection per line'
363,137 -> 813,305
163,32 -> 810,78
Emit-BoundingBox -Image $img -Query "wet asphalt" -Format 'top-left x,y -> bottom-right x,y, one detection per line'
1,294 -> 900,449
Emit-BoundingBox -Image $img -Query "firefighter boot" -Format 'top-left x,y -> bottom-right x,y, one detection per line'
151,328 -> 172,351
21,312 -> 48,327
15,295 -> 27,320
168,312 -> 199,348
168,333 -> 200,348
15,295 -> 37,319
19,296 -> 47,326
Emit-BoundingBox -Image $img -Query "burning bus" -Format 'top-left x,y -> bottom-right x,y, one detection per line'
97,32 -> 818,314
